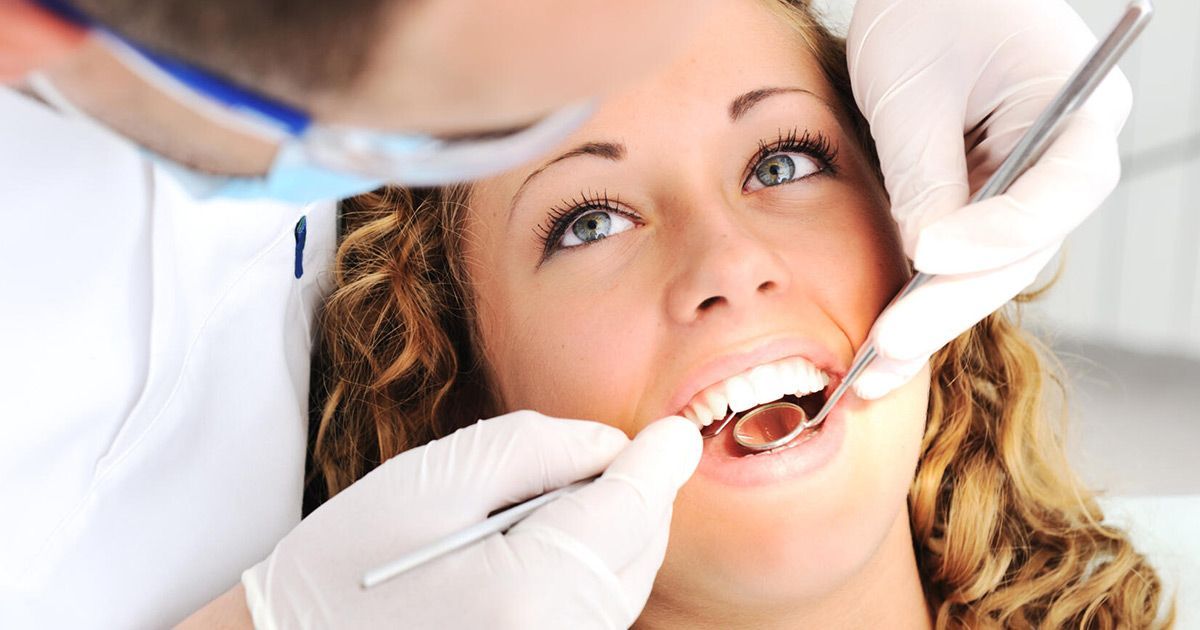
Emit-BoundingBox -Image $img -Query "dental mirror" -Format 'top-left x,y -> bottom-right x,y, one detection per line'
731,401 -> 811,451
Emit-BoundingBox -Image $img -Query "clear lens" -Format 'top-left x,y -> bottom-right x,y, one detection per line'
98,29 -> 596,187
300,100 -> 595,186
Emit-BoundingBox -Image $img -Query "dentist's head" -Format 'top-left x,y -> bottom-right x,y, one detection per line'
2,0 -> 711,201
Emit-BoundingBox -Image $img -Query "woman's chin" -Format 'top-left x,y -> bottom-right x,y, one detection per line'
662,473 -> 871,606
654,392 -> 927,612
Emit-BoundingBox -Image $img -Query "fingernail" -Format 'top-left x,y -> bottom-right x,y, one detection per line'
853,373 -> 894,400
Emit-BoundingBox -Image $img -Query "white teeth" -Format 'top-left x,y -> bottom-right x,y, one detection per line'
681,355 -> 831,420
700,389 -> 729,423
793,362 -> 828,397
725,375 -> 757,412
747,364 -> 786,406
776,360 -> 799,389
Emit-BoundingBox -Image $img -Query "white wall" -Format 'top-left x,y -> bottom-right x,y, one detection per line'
1035,0 -> 1200,360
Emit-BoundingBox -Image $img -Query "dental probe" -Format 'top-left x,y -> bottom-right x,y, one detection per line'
361,475 -> 599,588
729,0 -> 1154,453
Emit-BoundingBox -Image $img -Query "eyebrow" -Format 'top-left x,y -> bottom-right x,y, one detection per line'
508,87 -> 833,218
508,141 -> 626,217
729,87 -> 832,121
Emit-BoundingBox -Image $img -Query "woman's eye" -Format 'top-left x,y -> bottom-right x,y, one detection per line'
743,152 -> 822,193
559,209 -> 636,248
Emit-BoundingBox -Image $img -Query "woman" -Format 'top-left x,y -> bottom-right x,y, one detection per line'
308,0 -> 1172,626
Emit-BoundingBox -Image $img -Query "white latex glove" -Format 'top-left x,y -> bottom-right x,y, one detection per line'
847,0 -> 1133,399
242,411 -> 701,629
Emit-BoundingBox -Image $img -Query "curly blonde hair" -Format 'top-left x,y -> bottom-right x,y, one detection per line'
308,2 -> 1173,627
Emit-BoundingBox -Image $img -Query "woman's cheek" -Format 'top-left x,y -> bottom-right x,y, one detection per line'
855,363 -> 931,494
500,295 -> 657,435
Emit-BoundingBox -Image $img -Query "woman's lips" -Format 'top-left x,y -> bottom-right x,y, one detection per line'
694,399 -> 847,487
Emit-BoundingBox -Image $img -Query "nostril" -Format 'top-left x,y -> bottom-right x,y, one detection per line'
698,296 -> 724,311
758,280 -> 777,293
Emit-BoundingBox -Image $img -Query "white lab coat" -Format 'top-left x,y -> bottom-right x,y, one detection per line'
0,86 -> 337,628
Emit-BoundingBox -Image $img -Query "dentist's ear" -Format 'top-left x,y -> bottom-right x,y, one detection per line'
0,0 -> 88,82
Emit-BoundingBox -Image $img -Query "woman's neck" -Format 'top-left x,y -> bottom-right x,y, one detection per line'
635,510 -> 932,629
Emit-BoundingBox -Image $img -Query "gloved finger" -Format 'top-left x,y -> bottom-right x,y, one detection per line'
377,410 -> 631,538
461,508 -> 675,630
613,506 -> 673,612
507,416 -> 700,585
871,243 -> 1059,363
850,0 -> 1131,275
850,68 -> 971,263
852,353 -> 928,401
913,108 -> 1127,276
398,533 -> 626,629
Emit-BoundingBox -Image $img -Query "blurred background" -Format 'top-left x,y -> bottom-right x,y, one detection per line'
815,0 -> 1200,497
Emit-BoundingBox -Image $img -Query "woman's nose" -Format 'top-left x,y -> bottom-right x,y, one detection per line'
664,214 -> 792,325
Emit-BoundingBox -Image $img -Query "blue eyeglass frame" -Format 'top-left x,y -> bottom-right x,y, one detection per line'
33,0 -> 313,136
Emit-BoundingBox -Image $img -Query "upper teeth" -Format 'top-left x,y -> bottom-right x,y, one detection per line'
681,356 -> 829,428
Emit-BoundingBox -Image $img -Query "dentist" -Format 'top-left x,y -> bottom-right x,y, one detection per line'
0,0 -> 1129,627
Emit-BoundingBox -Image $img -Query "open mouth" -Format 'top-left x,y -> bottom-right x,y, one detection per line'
678,354 -> 832,440
700,389 -> 828,450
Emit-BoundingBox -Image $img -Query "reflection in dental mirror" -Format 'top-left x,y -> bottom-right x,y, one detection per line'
731,401 -> 809,449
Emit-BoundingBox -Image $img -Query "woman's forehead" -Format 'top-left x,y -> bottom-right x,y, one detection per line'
579,5 -> 832,134
468,2 -> 844,228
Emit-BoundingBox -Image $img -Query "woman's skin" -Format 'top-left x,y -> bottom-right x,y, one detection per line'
464,2 -> 934,627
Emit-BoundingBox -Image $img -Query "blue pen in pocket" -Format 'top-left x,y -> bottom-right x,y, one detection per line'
294,216 -> 307,279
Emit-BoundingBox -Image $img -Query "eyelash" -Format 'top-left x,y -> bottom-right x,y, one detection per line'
534,128 -> 840,260
741,128 -> 839,186
534,190 -> 636,260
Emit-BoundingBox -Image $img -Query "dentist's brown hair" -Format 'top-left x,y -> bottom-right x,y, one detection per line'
71,0 -> 389,95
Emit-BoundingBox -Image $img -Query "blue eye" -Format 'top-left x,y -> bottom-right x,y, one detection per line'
744,151 -> 821,192
741,129 -> 838,194
560,209 -> 635,248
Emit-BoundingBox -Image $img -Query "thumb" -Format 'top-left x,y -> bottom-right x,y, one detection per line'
508,416 -> 700,579
378,410 -> 631,539
864,97 -> 972,262
913,113 -> 1124,275
872,243 -> 1059,364
852,353 -> 928,401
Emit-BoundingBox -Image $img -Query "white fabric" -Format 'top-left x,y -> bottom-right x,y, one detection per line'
1100,495 -> 1200,629
0,86 -> 337,628
241,413 -> 701,630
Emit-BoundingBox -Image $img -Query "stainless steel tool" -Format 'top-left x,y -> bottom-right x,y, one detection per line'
723,0 -> 1154,453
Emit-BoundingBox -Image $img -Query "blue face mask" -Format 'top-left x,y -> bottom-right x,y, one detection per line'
148,142 -> 385,205
29,0 -> 593,204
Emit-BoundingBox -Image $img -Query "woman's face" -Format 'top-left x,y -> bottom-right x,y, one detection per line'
464,0 -> 930,620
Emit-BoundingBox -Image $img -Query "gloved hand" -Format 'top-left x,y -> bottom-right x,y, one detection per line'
846,0 -> 1133,399
241,411 -> 701,629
